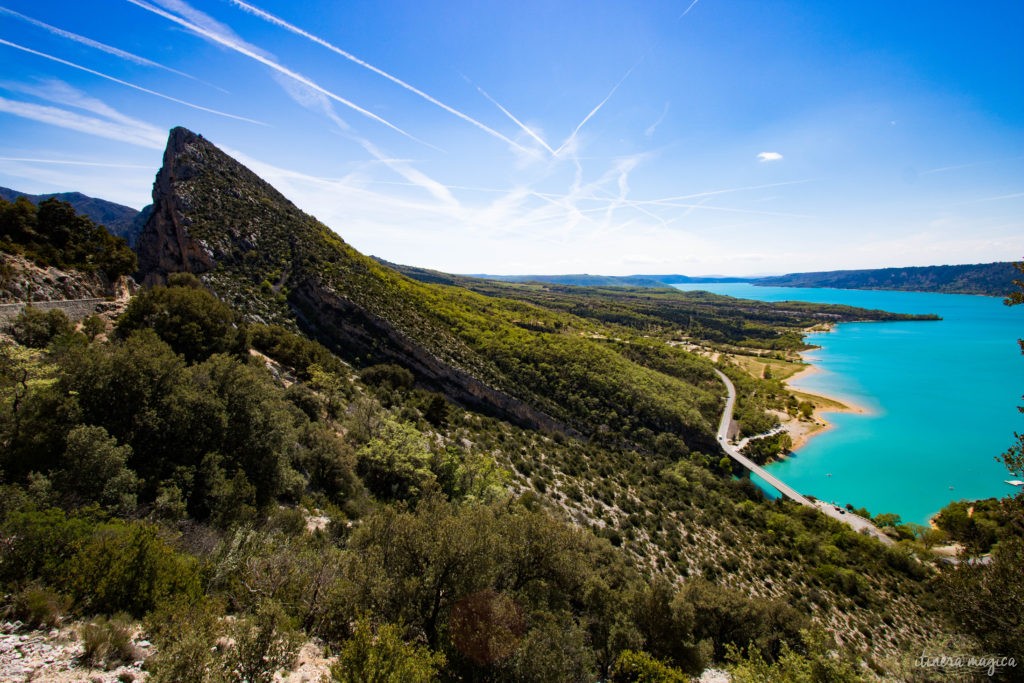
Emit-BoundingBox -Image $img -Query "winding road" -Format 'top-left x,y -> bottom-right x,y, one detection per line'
713,369 -> 895,545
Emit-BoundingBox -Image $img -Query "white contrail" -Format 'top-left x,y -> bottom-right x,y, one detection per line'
227,0 -> 531,154
0,39 -> 265,125
640,179 -> 814,204
126,0 -> 432,146
0,5 -> 201,83
678,0 -> 700,19
467,79 -> 555,156
554,59 -> 642,157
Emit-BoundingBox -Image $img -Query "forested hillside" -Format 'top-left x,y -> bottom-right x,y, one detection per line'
0,195 -> 136,280
1,127 -> 1017,681
754,262 -> 1019,296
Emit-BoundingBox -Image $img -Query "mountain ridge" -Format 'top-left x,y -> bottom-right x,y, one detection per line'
135,127 -> 577,437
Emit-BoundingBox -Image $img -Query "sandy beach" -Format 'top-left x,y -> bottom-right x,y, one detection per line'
777,361 -> 870,452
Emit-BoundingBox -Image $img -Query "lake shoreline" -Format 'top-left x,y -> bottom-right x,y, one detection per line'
677,282 -> 1022,525
775,360 -> 869,453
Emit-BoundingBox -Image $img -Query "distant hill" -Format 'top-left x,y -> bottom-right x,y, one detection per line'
645,274 -> 752,284
470,265 -> 1018,296
0,186 -> 145,246
472,273 -> 672,288
471,273 -> 750,287
754,262 -> 1019,296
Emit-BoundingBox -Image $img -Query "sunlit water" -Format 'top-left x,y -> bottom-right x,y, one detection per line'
673,282 -> 1024,524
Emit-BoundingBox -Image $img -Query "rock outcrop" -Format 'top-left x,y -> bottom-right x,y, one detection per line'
0,252 -> 134,304
135,128 -> 217,285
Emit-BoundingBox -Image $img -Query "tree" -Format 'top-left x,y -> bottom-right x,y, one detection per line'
935,537 -> 1024,658
116,279 -> 245,363
0,197 -> 136,278
356,417 -> 436,500
53,424 -> 139,513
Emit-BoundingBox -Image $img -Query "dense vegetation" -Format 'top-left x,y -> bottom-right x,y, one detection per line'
0,195 -> 137,279
0,275 -> 967,680
755,262 -> 1019,296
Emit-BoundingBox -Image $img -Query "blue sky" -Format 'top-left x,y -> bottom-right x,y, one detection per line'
0,1 -> 1021,276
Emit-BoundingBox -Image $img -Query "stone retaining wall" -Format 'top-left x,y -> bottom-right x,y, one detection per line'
0,298 -> 110,324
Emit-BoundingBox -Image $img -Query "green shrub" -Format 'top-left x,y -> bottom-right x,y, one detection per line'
10,306 -> 73,348
80,615 -> 137,669
219,600 -> 302,683
7,585 -> 70,629
65,521 -> 201,617
359,364 -> 414,391
144,597 -> 223,683
331,618 -> 444,683
610,650 -> 689,682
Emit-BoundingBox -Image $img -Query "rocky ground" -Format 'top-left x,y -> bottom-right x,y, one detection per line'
0,254 -> 133,304
0,621 -> 334,683
0,620 -> 147,683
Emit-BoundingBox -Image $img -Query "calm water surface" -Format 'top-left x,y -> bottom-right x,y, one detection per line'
674,282 -> 1024,524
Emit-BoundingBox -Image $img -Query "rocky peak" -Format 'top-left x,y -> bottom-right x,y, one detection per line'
135,128 -> 217,285
131,126 -> 569,435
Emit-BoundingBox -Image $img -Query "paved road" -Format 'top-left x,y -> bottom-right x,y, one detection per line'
713,369 -> 895,545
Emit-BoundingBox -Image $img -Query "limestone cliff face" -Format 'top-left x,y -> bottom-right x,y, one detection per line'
135,128 -> 216,285
134,127 -> 570,435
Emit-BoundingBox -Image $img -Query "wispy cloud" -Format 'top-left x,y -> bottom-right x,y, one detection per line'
921,155 -> 1024,176
228,0 -> 531,155
757,151 -> 783,162
946,191 -> 1024,206
0,95 -> 165,149
127,0 -> 429,146
356,138 -> 459,207
0,157 -> 152,169
643,179 -> 812,203
0,5 -> 202,83
0,38 -> 265,124
645,102 -> 670,138
6,79 -> 126,120
274,77 -> 459,206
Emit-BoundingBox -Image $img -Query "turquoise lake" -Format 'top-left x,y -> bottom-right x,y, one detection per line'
673,282 -> 1024,525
